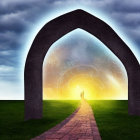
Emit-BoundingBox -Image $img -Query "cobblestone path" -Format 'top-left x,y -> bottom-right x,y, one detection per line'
31,100 -> 101,140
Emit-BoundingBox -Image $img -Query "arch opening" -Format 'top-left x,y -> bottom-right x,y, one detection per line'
43,29 -> 128,101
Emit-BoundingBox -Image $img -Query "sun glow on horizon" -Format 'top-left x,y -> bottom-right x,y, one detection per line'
43,73 -> 127,100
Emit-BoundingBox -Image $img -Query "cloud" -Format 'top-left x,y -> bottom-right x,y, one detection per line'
112,0 -> 140,13
0,11 -> 30,33
0,65 -> 19,80
0,65 -> 15,73
0,31 -> 19,42
0,50 -> 13,55
0,0 -> 39,7
0,64 -> 21,84
127,26 -> 140,42
0,80 -> 23,100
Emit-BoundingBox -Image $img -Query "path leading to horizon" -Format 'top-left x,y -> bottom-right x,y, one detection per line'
32,100 -> 101,140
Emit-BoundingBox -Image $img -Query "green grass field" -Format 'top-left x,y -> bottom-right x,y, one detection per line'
0,100 -> 79,140
88,100 -> 140,140
0,100 -> 140,140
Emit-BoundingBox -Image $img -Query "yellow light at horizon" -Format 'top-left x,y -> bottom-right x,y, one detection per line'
64,74 -> 99,100
43,73 -> 128,100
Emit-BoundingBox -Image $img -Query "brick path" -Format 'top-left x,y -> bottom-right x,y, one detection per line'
31,100 -> 101,140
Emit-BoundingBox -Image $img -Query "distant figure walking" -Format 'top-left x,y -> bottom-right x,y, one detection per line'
80,91 -> 85,100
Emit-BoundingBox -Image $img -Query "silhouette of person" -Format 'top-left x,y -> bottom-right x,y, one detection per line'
80,91 -> 84,100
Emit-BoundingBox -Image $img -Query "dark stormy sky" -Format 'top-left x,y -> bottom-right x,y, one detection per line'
0,0 -> 140,99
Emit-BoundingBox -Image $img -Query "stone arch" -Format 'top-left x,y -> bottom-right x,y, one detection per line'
25,9 -> 140,120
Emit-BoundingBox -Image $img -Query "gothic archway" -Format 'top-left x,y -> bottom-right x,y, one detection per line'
24,9 -> 140,120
